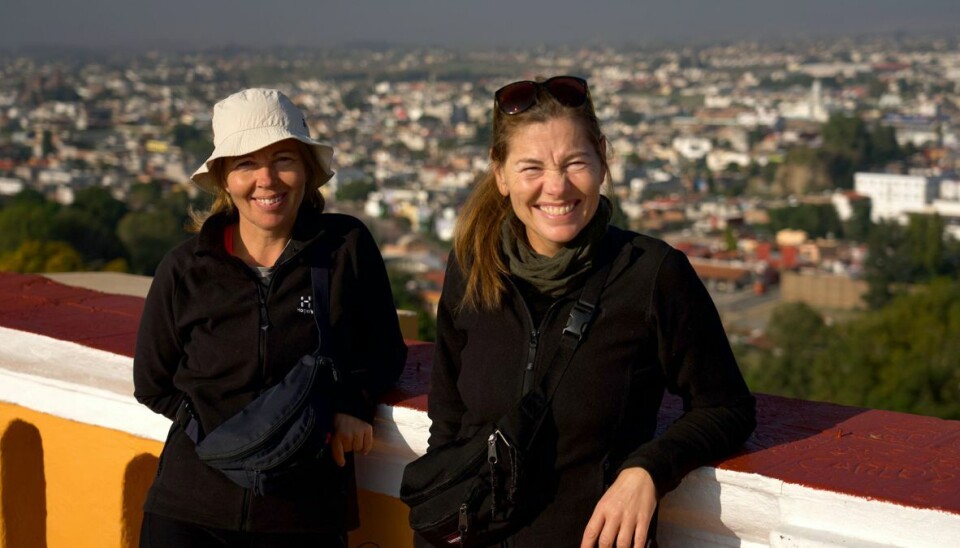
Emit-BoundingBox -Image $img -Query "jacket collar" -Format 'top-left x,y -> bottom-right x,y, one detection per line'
194,205 -> 327,261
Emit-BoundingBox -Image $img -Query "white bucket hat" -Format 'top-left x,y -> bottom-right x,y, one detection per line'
190,88 -> 335,194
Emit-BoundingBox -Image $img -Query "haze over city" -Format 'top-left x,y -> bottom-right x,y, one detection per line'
3,0 -> 960,50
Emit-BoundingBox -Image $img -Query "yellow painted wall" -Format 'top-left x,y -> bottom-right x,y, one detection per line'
0,403 -> 162,548
0,402 -> 412,548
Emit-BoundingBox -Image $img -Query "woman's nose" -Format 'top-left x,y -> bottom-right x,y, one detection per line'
253,164 -> 277,186
542,169 -> 570,196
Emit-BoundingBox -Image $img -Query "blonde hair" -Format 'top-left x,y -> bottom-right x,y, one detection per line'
453,81 -> 609,311
187,140 -> 327,233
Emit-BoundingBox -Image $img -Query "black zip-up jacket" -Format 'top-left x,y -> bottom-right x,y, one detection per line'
133,207 -> 406,533
426,226 -> 755,546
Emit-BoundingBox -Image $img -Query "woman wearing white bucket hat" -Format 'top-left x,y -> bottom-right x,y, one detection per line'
134,88 -> 407,546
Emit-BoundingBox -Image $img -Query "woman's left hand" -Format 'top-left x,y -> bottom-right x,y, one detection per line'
330,413 -> 374,467
580,467 -> 657,548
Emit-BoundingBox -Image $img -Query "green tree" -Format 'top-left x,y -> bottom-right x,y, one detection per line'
0,197 -> 58,253
71,186 -> 128,227
767,203 -> 842,239
741,280 -> 960,419
117,211 -> 185,275
863,220 -> 913,309
867,123 -> 901,167
906,213 -> 944,280
50,208 -> 127,267
336,180 -> 377,202
841,198 -> 872,243
0,240 -> 84,273
745,302 -> 831,398
818,279 -> 960,418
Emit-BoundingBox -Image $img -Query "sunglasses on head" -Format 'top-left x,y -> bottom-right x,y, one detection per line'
494,76 -> 589,115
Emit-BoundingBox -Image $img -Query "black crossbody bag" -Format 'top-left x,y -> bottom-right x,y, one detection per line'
177,245 -> 340,496
400,259 -> 613,547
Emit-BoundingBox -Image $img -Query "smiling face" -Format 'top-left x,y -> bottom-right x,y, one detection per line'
223,139 -> 307,239
494,116 -> 606,257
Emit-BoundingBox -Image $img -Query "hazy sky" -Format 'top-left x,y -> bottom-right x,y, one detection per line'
2,0 -> 960,50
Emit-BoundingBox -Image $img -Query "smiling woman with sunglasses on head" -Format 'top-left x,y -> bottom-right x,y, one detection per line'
409,76 -> 756,547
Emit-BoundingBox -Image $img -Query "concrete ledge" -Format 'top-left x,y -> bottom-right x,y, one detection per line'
2,272 -> 960,547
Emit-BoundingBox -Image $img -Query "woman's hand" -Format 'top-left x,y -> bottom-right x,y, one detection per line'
330,413 -> 374,467
580,467 -> 657,548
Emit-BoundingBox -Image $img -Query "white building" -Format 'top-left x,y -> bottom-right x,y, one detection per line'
854,172 -> 940,224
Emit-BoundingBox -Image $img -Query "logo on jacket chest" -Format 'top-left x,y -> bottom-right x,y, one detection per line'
297,295 -> 314,315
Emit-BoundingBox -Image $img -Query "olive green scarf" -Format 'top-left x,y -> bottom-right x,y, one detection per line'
501,197 -> 612,298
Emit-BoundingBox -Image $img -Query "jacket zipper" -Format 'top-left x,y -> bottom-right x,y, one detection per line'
507,278 -> 563,397
255,282 -> 271,381
233,244 -> 309,528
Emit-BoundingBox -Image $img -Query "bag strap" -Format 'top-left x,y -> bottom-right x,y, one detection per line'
309,240 -> 333,358
500,246 -> 615,450
537,255 -> 614,405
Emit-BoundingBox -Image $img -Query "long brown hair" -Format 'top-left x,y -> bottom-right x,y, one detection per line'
453,79 -> 609,311
187,140 -> 327,232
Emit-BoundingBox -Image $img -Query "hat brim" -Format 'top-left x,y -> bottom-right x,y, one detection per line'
190,128 -> 334,194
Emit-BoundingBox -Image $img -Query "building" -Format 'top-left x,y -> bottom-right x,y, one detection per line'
854,172 -> 940,223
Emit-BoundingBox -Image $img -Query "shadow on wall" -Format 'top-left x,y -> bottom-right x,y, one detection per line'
1,420 -> 47,548
122,453 -> 159,548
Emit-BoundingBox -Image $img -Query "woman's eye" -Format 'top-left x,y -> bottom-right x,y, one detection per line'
232,160 -> 254,169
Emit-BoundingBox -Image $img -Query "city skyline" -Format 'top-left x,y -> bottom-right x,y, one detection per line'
2,0 -> 960,51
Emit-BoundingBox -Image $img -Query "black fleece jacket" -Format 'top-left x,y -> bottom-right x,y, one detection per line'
133,207 -> 406,533
426,226 -> 755,546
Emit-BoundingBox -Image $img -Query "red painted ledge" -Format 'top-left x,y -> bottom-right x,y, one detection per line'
1,272 -> 958,516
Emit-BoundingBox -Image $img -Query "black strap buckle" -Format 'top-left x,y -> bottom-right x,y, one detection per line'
563,300 -> 596,341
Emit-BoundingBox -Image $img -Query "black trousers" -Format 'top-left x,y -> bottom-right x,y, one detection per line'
139,513 -> 348,548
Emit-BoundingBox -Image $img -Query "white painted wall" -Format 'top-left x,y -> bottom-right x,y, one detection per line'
2,326 -> 959,547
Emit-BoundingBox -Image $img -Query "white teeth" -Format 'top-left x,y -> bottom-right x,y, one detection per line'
255,196 -> 283,205
539,203 -> 575,215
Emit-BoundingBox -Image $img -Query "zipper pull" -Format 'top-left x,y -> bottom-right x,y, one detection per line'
487,432 -> 498,464
458,503 -> 469,533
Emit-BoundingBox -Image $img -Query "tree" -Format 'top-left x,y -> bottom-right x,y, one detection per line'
906,213 -> 944,280
740,280 -> 960,419
863,220 -> 913,309
117,211 -> 186,275
71,186 -> 128,227
841,198 -> 872,243
50,208 -> 127,267
767,203 -> 842,239
818,279 -> 960,418
745,302 -> 830,399
0,198 -> 58,253
862,214 -> 953,309
0,240 -> 84,273
336,180 -> 377,202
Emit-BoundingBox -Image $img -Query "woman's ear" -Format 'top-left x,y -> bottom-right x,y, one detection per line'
494,163 -> 509,197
